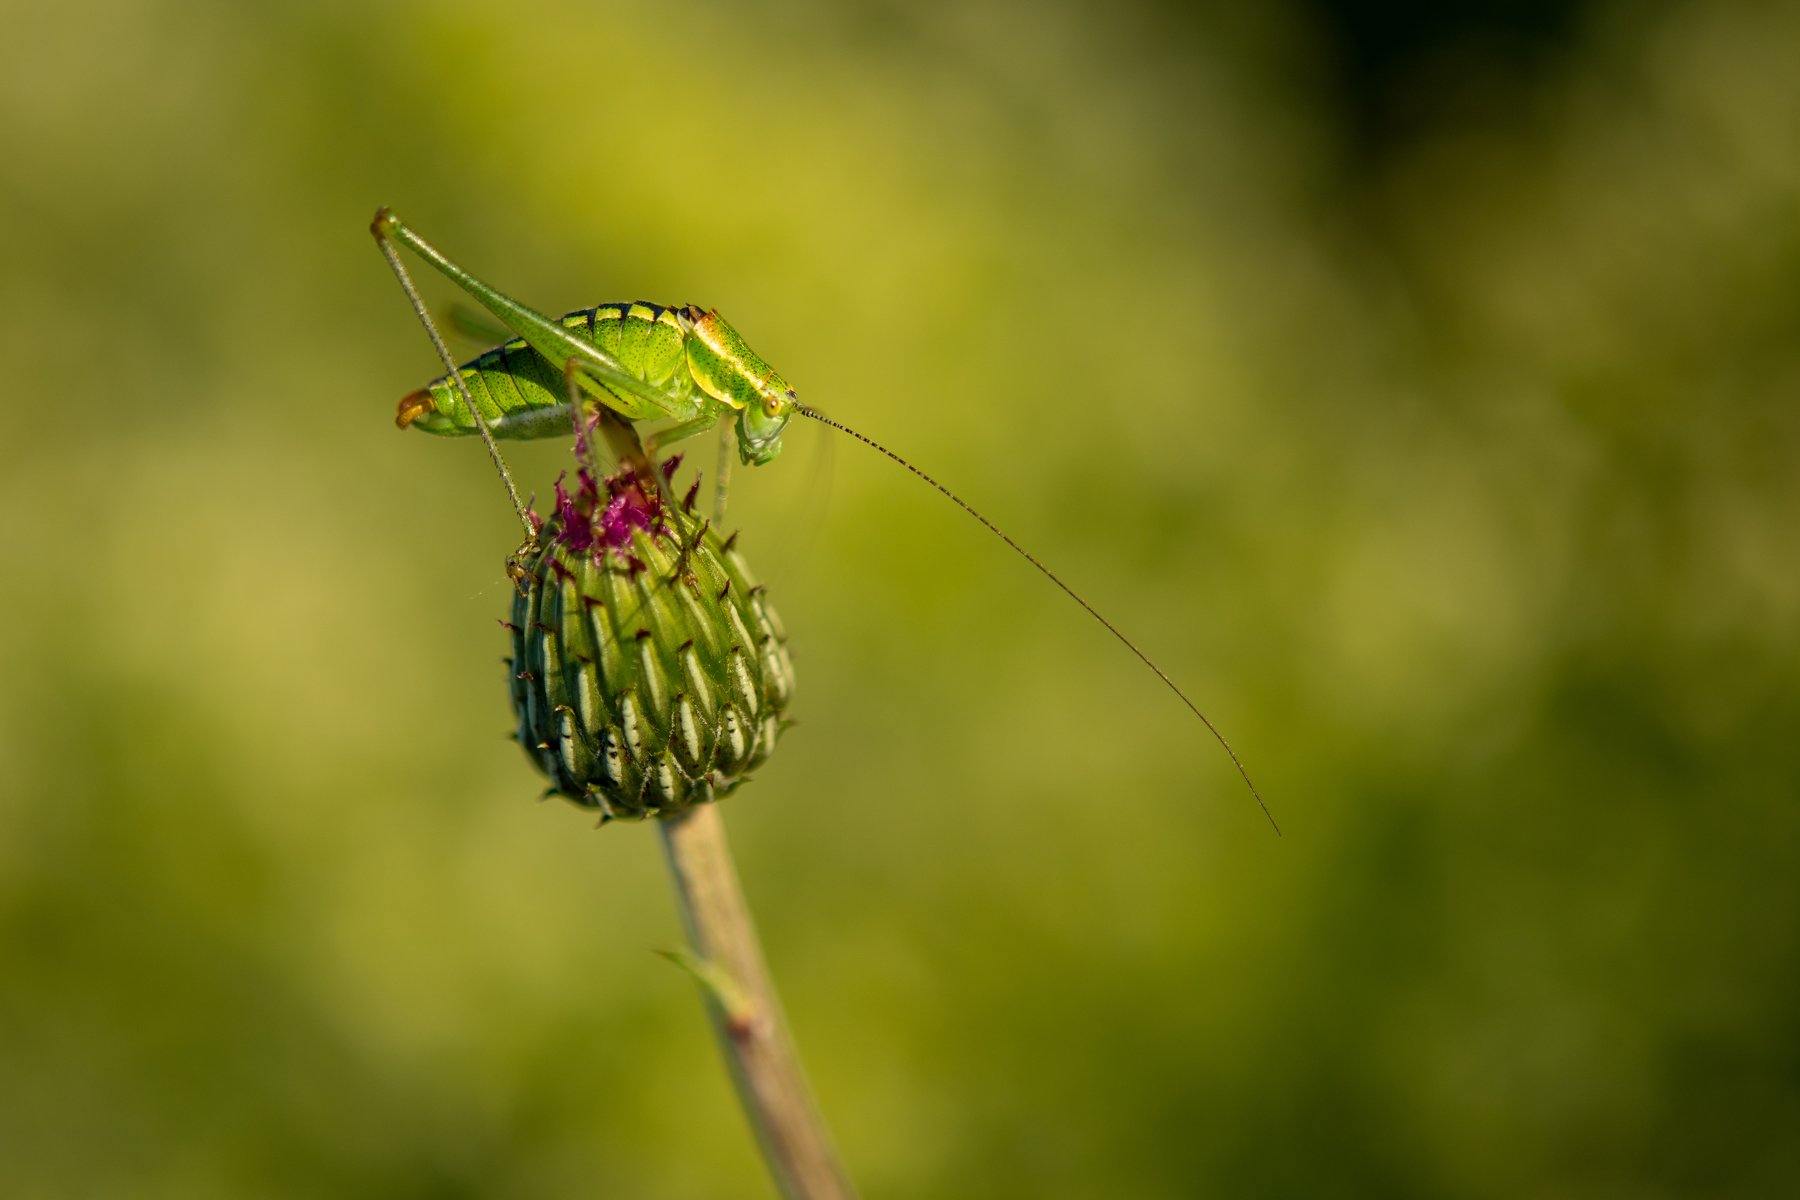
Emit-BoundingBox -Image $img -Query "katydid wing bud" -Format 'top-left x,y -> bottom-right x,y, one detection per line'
508,463 -> 793,820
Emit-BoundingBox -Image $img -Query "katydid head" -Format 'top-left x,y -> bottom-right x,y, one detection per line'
736,384 -> 796,465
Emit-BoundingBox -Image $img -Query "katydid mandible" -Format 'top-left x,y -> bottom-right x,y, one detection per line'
371,208 -> 1278,833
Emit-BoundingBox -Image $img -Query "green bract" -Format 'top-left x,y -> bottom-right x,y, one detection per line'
507,464 -> 793,820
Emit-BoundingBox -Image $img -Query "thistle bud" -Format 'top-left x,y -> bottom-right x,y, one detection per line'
507,461 -> 793,821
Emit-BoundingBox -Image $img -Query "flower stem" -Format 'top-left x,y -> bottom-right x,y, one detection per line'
658,805 -> 857,1200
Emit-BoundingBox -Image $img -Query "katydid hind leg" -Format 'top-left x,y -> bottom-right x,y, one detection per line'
375,209 -> 682,424
371,208 -> 534,544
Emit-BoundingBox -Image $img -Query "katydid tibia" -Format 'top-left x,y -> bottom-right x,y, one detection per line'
371,207 -> 1278,832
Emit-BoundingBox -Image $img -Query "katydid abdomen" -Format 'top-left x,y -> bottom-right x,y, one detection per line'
397,302 -> 702,437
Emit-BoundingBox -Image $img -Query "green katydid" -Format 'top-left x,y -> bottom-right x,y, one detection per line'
372,208 -> 1277,832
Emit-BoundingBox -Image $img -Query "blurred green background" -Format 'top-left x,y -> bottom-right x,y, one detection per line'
3,0 -> 1796,1195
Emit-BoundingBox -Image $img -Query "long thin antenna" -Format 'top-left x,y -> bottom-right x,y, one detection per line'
371,212 -> 535,543
797,404 -> 1279,835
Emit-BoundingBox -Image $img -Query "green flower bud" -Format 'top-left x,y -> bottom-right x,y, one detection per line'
506,462 -> 793,821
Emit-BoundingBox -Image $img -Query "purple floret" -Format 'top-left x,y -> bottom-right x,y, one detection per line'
599,476 -> 660,549
549,463 -> 667,561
